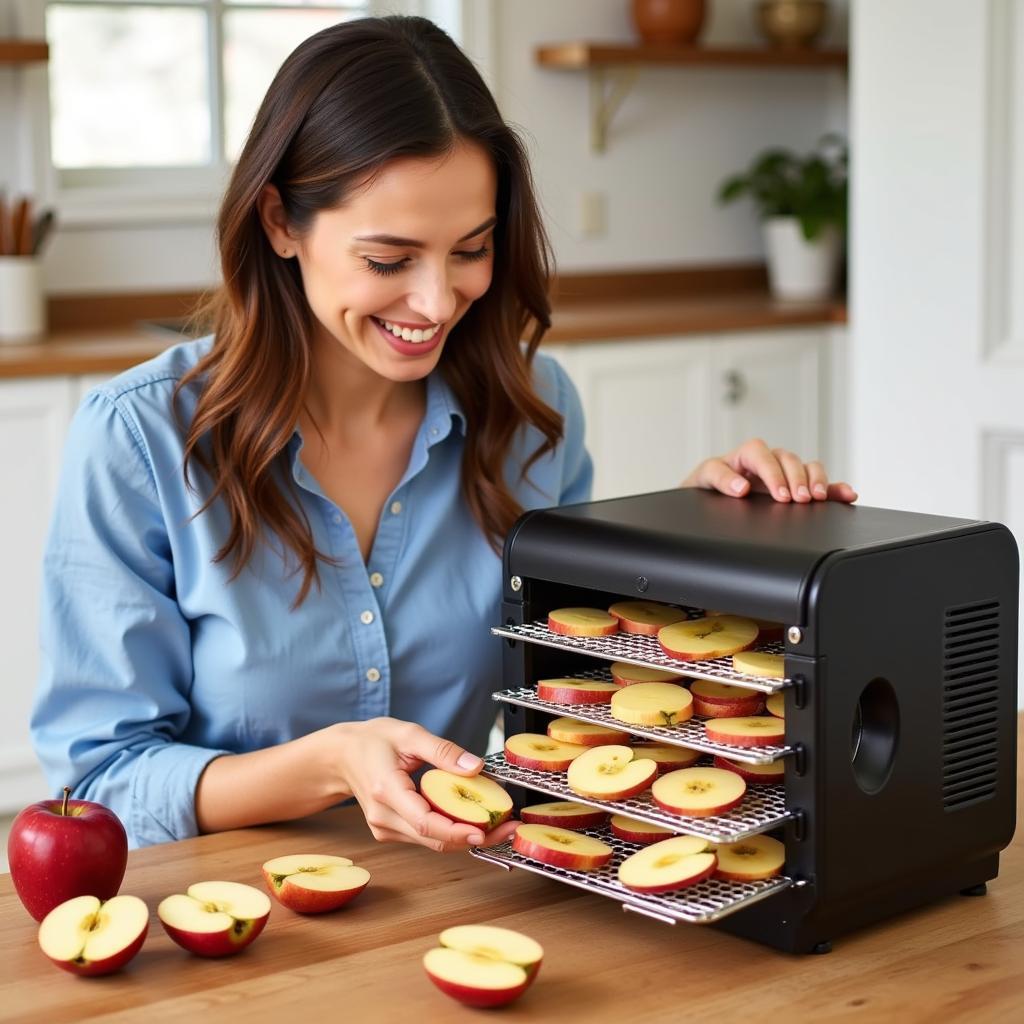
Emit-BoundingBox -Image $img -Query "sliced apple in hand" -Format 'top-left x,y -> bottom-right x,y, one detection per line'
512,823 -> 613,871
658,615 -> 759,661
610,682 -> 693,726
766,693 -> 785,718
617,835 -> 717,893
714,834 -> 786,881
424,925 -> 543,1008
420,769 -> 513,830
536,677 -> 620,704
261,854 -> 370,913
158,881 -> 270,958
712,755 -> 785,785
652,766 -> 747,817
610,662 -> 685,686
547,717 -> 631,746
732,651 -> 785,678
567,744 -> 658,801
547,607 -> 619,637
705,716 -> 785,749
610,814 -> 676,845
520,801 -> 608,829
607,600 -> 687,635
38,894 -> 148,976
504,733 -> 587,771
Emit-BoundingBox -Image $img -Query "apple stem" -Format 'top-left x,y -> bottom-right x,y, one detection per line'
61,786 -> 70,816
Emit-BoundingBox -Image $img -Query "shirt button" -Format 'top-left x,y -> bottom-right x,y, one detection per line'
360,610 -> 375,625
369,572 -> 384,588
366,667 -> 381,683
430,426 -> 440,437
390,501 -> 402,515
333,513 -> 342,524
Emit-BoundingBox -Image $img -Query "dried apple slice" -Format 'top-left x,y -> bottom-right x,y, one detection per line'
567,745 -> 658,801
714,834 -> 786,882
629,743 -> 701,773
504,733 -> 587,771
547,607 -> 619,637
617,836 -> 717,893
705,716 -> 785,749
712,755 -> 785,784
536,677 -> 620,705
609,814 -> 676,845
512,824 -> 613,871
652,766 -> 747,817
520,801 -> 608,829
420,770 -> 513,831
732,652 -> 785,679
658,615 -> 759,661
607,600 -> 687,635
610,662 -> 685,686
610,682 -> 693,726
766,693 -> 785,718
546,718 -> 631,746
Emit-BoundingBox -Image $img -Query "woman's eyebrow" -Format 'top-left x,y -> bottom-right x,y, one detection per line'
354,215 -> 497,248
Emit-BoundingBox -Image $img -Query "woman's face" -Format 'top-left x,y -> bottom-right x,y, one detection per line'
290,140 -> 498,383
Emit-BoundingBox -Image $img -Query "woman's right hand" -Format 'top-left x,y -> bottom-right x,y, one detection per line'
330,717 -> 519,853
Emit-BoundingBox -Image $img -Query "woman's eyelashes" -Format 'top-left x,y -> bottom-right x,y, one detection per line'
363,245 -> 491,277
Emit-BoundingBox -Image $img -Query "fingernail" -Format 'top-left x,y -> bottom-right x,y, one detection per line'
814,483 -> 827,497
468,833 -> 485,845
797,485 -> 810,500
731,478 -> 746,494
778,486 -> 790,499
457,752 -> 482,770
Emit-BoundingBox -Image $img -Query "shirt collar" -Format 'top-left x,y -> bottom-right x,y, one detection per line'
425,368 -> 467,444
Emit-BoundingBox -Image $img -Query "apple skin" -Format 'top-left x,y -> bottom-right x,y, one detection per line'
693,695 -> 765,719
621,853 -> 718,894
424,965 -> 531,1009
8,790 -> 128,922
47,924 -> 148,977
262,871 -> 369,914
512,827 -> 612,871
158,904 -> 270,958
519,805 -> 608,829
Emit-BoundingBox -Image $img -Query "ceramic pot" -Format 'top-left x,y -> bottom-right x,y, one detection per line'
756,0 -> 829,49
631,0 -> 707,46
763,217 -> 841,301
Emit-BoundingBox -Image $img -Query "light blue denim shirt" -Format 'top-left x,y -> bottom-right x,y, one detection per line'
31,337 -> 592,848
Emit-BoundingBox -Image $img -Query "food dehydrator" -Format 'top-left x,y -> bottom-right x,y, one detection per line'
470,488 -> 1019,954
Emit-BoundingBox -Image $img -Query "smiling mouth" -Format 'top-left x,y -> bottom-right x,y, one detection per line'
371,316 -> 441,344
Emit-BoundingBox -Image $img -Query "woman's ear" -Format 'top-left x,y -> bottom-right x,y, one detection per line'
257,184 -> 298,258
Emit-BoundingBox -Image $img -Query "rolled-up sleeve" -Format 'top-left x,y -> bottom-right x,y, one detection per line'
31,390 -> 227,848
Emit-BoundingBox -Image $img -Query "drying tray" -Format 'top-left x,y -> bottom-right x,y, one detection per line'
470,824 -> 794,925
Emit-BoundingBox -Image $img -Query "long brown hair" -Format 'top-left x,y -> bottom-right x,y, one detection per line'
177,16 -> 562,605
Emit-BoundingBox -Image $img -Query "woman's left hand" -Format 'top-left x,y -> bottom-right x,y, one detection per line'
681,438 -> 858,504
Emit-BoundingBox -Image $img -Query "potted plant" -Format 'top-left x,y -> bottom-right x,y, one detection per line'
717,134 -> 847,301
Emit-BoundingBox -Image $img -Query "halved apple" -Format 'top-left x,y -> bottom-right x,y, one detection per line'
547,607 -> 619,637
732,651 -> 785,679
714,834 -> 786,882
38,894 -> 148,976
504,733 -> 588,772
536,677 -> 621,705
652,767 -> 747,817
658,616 -> 759,661
607,600 -> 687,635
512,823 -> 613,871
546,717 -> 632,747
610,662 -> 685,687
420,769 -> 513,830
712,755 -> 785,785
424,925 -> 543,1008
705,716 -> 786,749
520,801 -> 608,829
766,693 -> 785,718
566,745 -> 658,801
617,836 -> 717,893
609,814 -> 676,845
610,682 -> 693,726
261,854 -> 370,913
629,742 -> 701,773
157,881 -> 271,958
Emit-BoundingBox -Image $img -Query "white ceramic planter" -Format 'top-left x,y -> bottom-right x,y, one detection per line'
0,256 -> 46,343
762,216 -> 841,301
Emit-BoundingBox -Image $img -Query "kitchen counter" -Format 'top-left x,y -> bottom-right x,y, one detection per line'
0,716 -> 1020,1024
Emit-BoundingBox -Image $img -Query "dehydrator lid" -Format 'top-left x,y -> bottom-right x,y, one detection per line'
504,487 -> 986,622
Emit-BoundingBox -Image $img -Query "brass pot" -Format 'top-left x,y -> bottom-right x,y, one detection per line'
756,0 -> 829,49
631,0 -> 707,46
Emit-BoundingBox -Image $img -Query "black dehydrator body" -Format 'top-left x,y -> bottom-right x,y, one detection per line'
496,488 -> 1018,953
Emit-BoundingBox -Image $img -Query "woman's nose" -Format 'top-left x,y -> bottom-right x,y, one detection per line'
408,266 -> 458,325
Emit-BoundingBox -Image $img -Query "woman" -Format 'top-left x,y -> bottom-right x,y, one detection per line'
31,16 -> 855,852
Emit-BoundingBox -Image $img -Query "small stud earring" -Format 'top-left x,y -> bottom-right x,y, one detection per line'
280,248 -> 290,257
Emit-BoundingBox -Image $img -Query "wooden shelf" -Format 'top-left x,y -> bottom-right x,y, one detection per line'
537,42 -> 847,70
0,40 -> 49,65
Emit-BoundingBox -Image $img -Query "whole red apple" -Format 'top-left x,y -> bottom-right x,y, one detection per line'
8,787 -> 128,922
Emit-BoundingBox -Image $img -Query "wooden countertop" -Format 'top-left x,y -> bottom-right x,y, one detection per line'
1,716 -> 1020,1024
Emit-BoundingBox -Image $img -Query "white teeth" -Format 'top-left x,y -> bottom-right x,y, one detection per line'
380,319 -> 439,344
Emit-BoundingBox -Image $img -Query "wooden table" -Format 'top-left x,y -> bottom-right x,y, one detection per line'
2,723 -> 1021,1024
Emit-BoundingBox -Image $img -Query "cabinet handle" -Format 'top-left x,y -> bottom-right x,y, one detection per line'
723,370 -> 747,405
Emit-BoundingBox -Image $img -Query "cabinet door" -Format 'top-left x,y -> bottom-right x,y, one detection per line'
710,329 -> 824,462
560,337 -> 713,500
0,377 -> 76,811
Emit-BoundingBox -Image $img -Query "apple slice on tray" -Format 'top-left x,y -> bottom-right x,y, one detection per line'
610,681 -> 693,726
630,742 -> 702,773
658,615 -> 759,661
714,834 -> 786,882
610,814 -> 676,845
652,766 -> 747,818
617,835 -> 718,894
38,894 -> 148,976
504,733 -> 588,771
707,612 -> 784,643
705,716 -> 785,749
547,717 -> 632,746
567,745 -> 658,801
547,607 -> 619,637
689,679 -> 765,719
420,769 -> 513,831
520,801 -> 608,829
610,661 -> 686,687
713,755 -> 785,785
607,600 -> 687,635
158,881 -> 271,958
512,823 -> 613,870
423,925 -> 543,1008
732,651 -> 785,679
766,693 -> 785,718
261,854 -> 370,913
536,677 -> 620,704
